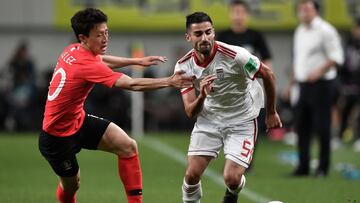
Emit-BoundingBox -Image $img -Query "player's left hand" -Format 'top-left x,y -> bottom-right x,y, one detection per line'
139,56 -> 167,66
265,112 -> 282,131
199,74 -> 217,99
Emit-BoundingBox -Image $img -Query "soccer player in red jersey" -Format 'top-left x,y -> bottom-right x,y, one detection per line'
38,8 -> 193,203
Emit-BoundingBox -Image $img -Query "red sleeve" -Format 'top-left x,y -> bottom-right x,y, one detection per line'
181,87 -> 194,95
81,60 -> 123,87
251,62 -> 263,80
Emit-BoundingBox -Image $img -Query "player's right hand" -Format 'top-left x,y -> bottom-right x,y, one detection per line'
139,56 -> 168,66
199,74 -> 217,99
169,70 -> 194,89
265,111 -> 282,130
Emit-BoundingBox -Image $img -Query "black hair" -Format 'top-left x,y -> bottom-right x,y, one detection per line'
312,1 -> 320,12
71,8 -> 108,42
299,0 -> 320,13
185,12 -> 213,30
230,0 -> 250,11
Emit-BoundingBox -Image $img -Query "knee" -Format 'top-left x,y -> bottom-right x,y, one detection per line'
118,138 -> 138,157
224,171 -> 243,190
185,169 -> 202,185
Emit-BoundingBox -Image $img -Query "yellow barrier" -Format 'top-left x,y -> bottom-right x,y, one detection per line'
54,0 -> 354,32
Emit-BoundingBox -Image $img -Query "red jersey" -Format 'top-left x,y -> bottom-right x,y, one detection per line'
42,43 -> 123,136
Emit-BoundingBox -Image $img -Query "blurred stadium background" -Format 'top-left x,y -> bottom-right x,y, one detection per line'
0,0 -> 359,202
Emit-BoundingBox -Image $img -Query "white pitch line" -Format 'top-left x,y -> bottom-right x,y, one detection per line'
141,137 -> 272,203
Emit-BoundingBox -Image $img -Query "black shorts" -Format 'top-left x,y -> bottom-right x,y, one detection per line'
39,114 -> 111,177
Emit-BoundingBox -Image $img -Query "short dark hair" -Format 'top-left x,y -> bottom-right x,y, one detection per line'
185,12 -> 213,30
71,8 -> 108,42
299,0 -> 320,13
230,0 -> 250,11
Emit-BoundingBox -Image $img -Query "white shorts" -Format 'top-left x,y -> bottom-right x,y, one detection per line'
188,117 -> 258,168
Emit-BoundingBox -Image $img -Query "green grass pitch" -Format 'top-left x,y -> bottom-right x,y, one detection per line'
0,132 -> 359,203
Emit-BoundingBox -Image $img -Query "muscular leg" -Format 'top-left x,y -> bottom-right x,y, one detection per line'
97,123 -> 142,203
57,170 -> 80,203
97,122 -> 138,157
222,159 -> 246,203
183,155 -> 212,203
223,159 -> 246,190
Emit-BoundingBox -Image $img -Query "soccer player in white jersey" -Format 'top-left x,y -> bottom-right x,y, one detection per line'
175,12 -> 282,203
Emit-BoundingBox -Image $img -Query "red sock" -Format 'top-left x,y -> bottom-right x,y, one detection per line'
56,183 -> 76,203
118,154 -> 143,203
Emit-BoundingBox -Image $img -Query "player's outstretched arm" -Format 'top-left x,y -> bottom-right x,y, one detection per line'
101,55 -> 167,69
255,63 -> 282,129
113,70 -> 193,91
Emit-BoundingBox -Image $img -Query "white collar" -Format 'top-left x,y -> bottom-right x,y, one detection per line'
309,16 -> 322,28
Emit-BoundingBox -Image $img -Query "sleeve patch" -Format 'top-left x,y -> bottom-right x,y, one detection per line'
244,58 -> 258,73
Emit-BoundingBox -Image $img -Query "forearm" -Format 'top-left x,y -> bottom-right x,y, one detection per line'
101,55 -> 141,69
263,60 -> 272,69
318,60 -> 337,75
114,74 -> 172,91
185,95 -> 206,118
289,68 -> 295,85
262,70 -> 277,114
124,77 -> 171,91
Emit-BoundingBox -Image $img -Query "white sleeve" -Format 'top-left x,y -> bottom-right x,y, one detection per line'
322,26 -> 344,66
174,61 -> 192,75
174,62 -> 194,94
236,47 -> 261,80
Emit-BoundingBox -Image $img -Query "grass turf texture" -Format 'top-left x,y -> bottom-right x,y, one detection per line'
0,132 -> 359,203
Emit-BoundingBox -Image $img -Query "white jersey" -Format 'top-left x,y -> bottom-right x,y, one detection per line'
293,16 -> 344,82
175,41 -> 264,123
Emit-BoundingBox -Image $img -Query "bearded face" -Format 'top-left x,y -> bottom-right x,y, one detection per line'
186,22 -> 215,56
196,40 -> 213,55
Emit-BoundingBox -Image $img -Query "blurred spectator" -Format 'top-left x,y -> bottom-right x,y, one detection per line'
7,40 -> 38,131
217,0 -> 272,67
336,17 -> 360,151
287,0 -> 344,177
217,0 -> 272,135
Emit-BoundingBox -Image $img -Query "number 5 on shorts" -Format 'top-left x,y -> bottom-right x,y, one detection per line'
241,140 -> 251,158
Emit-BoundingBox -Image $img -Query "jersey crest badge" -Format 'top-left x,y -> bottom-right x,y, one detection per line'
216,68 -> 224,80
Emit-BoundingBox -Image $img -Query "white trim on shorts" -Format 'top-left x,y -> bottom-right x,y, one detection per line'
188,150 -> 219,158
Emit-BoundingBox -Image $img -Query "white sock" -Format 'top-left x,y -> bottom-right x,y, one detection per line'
182,178 -> 202,203
227,175 -> 246,195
